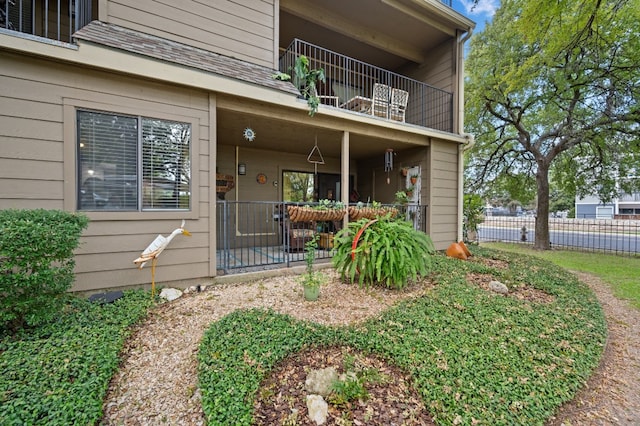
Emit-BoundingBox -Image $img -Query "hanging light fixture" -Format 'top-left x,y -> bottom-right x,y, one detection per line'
384,148 -> 394,184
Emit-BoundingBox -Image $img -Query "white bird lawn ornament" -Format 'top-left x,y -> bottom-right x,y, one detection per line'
133,220 -> 191,297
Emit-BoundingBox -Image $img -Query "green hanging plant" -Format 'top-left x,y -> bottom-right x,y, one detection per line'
273,55 -> 325,116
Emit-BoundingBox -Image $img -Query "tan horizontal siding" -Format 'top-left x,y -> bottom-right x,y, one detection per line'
0,178 -> 62,199
73,261 -> 210,292
0,137 -> 63,162
78,232 -> 208,255
0,158 -> 62,181
106,0 -> 275,67
75,247 -> 209,274
429,140 -> 459,248
1,53 -> 211,292
0,199 -> 63,210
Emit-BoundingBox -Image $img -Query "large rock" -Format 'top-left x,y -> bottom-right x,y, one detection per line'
159,288 -> 183,301
305,367 -> 339,396
489,280 -> 509,295
306,394 -> 328,425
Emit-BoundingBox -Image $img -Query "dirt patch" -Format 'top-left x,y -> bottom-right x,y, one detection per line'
466,272 -> 555,304
467,256 -> 510,270
254,346 -> 435,425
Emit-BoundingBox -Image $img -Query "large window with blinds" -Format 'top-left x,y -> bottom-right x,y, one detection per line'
77,110 -> 191,211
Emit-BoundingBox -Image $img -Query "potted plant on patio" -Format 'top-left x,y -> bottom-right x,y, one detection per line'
404,185 -> 414,199
394,190 -> 409,205
287,200 -> 346,222
299,235 -> 325,301
348,201 -> 398,220
410,174 -> 419,185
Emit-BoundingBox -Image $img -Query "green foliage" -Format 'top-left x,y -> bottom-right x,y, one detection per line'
198,248 -> 607,424
327,354 -> 385,407
463,194 -> 484,241
314,199 -> 345,211
327,373 -> 369,407
485,242 -> 640,309
0,290 -> 152,424
198,309 -> 338,425
464,0 -> 640,248
273,55 -> 326,116
331,217 -> 435,289
0,209 -> 89,331
293,55 -> 326,117
394,190 -> 409,205
299,235 -> 325,290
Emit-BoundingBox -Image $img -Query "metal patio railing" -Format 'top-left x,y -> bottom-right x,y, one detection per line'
1,0 -> 94,43
279,39 -> 454,132
478,216 -> 640,256
216,201 -> 429,273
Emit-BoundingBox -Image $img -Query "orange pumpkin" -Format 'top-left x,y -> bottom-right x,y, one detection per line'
458,240 -> 472,257
446,242 -> 468,260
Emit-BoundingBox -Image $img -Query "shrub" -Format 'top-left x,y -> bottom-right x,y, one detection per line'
0,209 -> 89,331
331,217 -> 435,289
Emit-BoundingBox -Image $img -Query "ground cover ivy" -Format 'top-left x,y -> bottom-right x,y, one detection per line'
0,291 -> 152,425
198,248 -> 606,425
197,308 -> 341,425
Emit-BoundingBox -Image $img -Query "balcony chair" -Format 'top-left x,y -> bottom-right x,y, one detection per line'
390,88 -> 409,122
371,83 -> 391,118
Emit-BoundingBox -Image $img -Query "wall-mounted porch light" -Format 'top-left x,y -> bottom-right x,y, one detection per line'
238,163 -> 247,175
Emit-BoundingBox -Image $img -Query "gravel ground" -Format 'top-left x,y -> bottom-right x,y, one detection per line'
101,270 -> 640,425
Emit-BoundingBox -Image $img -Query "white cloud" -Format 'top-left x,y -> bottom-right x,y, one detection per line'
460,0 -> 499,17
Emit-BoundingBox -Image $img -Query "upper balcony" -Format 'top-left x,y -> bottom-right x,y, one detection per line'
279,39 -> 453,133
1,0 -> 95,44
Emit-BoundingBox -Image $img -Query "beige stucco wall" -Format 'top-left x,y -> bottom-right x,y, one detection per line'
103,0 -> 277,68
0,52 -> 211,292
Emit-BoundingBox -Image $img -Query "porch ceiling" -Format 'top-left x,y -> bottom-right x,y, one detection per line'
280,0 -> 473,70
216,109 -> 417,160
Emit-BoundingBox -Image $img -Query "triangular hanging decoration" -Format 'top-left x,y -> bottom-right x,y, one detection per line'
307,134 -> 325,176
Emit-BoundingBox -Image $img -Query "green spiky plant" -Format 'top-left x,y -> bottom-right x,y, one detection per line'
331,217 -> 435,289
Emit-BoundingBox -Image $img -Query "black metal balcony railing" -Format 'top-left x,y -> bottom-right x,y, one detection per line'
1,0 -> 93,43
279,39 -> 454,133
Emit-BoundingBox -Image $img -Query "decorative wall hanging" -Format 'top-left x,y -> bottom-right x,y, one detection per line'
256,173 -> 267,184
384,148 -> 394,184
307,134 -> 325,176
243,127 -> 256,142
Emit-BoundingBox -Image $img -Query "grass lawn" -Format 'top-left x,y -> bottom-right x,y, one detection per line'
483,242 -> 640,310
0,247 -> 610,425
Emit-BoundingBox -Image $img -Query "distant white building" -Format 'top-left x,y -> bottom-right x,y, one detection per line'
575,192 -> 640,219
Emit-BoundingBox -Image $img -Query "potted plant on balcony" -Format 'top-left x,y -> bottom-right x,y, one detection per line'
410,174 -> 419,185
273,55 -> 325,117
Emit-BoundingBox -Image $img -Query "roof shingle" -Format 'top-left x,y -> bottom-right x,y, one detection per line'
73,21 -> 300,95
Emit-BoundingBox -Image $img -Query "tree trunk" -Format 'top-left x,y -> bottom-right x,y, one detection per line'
534,163 -> 551,250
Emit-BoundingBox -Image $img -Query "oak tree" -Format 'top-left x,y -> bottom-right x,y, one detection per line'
464,0 -> 640,249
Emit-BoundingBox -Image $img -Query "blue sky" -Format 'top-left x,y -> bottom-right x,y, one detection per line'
452,0 -> 499,33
